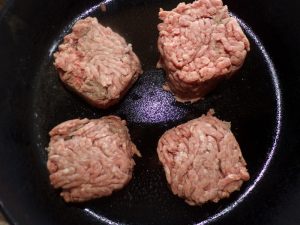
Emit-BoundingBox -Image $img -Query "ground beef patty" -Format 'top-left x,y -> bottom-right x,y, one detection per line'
157,0 -> 250,102
47,116 -> 140,202
157,111 -> 249,205
54,17 -> 142,109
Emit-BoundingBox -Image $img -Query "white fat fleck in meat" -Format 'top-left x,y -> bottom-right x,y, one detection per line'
157,0 -> 250,103
157,110 -> 250,205
53,17 -> 142,109
47,116 -> 141,202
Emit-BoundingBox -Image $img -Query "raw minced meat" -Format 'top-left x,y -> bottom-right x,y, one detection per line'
54,17 -> 142,109
157,110 -> 249,205
157,0 -> 250,102
47,116 -> 140,202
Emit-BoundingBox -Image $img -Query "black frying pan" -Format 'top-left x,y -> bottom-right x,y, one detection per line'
0,0 -> 300,225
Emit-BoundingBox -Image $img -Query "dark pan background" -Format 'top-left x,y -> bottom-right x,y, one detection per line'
0,0 -> 300,225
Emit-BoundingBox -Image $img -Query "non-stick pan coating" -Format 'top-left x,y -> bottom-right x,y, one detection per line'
1,0 -> 300,225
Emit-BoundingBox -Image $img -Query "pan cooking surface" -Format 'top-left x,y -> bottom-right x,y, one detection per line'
31,1 -> 281,224
0,1 -> 283,225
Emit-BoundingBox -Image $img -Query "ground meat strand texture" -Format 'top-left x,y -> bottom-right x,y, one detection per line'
54,17 -> 142,109
157,110 -> 250,205
157,0 -> 250,102
47,116 -> 140,202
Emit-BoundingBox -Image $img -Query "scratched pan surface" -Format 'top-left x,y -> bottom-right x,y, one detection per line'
1,0 -> 300,225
